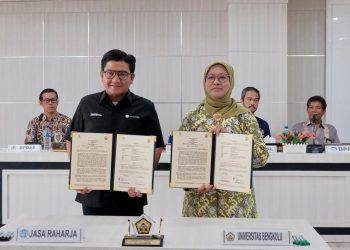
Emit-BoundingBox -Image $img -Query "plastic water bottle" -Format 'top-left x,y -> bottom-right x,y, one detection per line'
43,124 -> 52,151
283,125 -> 289,133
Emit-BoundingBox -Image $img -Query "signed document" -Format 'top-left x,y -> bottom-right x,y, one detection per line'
113,134 -> 156,194
170,131 -> 253,193
170,131 -> 212,188
69,132 -> 112,190
214,133 -> 253,193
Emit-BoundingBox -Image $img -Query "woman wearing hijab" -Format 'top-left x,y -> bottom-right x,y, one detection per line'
179,62 -> 268,218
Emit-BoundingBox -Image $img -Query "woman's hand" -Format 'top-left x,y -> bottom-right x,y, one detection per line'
210,124 -> 228,136
128,187 -> 142,198
197,184 -> 214,194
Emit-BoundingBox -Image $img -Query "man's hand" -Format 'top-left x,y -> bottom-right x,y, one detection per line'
77,187 -> 92,194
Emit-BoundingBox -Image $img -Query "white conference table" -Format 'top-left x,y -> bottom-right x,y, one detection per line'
0,215 -> 330,250
1,150 -> 350,242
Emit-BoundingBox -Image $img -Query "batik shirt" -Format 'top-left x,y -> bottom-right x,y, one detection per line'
179,104 -> 268,218
25,113 -> 71,144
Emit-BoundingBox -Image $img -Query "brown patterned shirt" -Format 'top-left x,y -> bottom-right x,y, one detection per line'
24,112 -> 71,144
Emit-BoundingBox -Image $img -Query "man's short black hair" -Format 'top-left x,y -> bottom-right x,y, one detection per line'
39,88 -> 58,101
241,86 -> 260,100
101,49 -> 136,73
307,95 -> 327,110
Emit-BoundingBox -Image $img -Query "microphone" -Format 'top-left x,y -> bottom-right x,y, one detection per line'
311,114 -> 317,124
311,114 -> 317,145
306,112 -> 326,153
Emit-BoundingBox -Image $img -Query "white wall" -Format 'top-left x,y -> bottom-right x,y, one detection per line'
288,0 -> 326,129
0,0 -> 339,146
326,0 -> 350,142
228,0 -> 288,135
0,0 -> 228,146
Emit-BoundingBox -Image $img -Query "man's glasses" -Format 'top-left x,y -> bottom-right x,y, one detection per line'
42,98 -> 58,104
206,74 -> 229,83
103,70 -> 131,80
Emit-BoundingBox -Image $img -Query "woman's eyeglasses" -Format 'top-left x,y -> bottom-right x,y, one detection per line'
206,75 -> 229,83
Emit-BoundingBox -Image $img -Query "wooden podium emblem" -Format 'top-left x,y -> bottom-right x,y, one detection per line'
122,214 -> 164,247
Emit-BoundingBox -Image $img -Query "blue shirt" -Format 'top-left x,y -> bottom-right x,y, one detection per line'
256,116 -> 271,137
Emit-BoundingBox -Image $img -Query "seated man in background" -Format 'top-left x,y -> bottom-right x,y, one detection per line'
24,88 -> 71,145
241,86 -> 271,137
292,95 -> 340,144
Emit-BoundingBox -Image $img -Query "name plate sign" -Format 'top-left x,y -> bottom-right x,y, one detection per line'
17,227 -> 83,243
325,145 -> 350,153
223,229 -> 291,246
8,145 -> 41,152
266,145 -> 277,154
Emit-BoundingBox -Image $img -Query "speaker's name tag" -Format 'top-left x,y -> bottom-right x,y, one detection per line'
325,145 -> 350,153
17,227 -> 83,243
223,229 -> 291,245
8,145 -> 42,152
266,145 -> 277,153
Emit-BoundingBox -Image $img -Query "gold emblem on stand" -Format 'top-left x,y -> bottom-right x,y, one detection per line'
135,217 -> 152,234
122,214 -> 164,247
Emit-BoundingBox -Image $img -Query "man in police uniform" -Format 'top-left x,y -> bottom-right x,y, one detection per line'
66,49 -> 165,216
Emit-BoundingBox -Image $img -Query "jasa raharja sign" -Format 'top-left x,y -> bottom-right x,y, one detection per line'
17,227 -> 83,243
